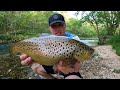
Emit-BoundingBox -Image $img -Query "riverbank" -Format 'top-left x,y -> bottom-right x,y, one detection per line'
80,45 -> 120,79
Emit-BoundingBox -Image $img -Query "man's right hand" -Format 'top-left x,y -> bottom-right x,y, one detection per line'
19,54 -> 56,79
20,54 -> 34,66
20,54 -> 41,72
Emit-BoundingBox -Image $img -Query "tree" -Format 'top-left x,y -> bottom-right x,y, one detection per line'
76,11 -> 120,44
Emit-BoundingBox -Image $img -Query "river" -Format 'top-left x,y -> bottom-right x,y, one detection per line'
80,39 -> 98,47
0,42 -> 9,55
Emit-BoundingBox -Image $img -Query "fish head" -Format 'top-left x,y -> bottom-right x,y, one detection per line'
9,40 -> 34,56
9,42 -> 24,56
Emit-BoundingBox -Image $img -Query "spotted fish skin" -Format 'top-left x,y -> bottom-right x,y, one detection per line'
11,35 -> 94,66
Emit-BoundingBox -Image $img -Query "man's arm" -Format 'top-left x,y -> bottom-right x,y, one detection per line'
65,75 -> 82,79
20,54 -> 56,79
54,60 -> 83,79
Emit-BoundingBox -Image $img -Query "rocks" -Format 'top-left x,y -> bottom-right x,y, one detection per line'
0,55 -> 30,79
80,45 -> 120,79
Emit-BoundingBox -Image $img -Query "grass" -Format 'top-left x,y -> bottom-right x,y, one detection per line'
107,35 -> 120,56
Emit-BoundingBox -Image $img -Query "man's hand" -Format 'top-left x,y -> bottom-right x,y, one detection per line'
54,60 -> 81,74
20,54 -> 34,65
20,54 -> 57,79
20,54 -> 81,79
20,54 -> 40,70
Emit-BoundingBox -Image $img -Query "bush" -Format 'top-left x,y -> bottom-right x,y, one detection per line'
107,35 -> 120,56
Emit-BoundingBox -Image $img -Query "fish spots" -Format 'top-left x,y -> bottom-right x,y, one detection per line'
54,49 -> 56,51
76,50 -> 79,53
71,48 -> 74,50
12,35 -> 94,65
47,47 -> 50,49
67,50 -> 69,52
58,43 -> 60,45
72,53 -> 74,56
72,41 -> 75,44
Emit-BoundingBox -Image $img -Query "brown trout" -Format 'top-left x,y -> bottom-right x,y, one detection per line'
10,35 -> 94,66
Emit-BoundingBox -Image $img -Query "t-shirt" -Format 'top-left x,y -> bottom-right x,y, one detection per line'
65,32 -> 80,41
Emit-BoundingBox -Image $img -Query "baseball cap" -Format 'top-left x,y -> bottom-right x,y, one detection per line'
48,13 -> 65,26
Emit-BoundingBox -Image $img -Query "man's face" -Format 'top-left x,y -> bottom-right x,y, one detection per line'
49,22 -> 66,36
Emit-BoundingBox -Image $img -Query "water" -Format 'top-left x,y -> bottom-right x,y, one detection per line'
80,39 -> 98,47
0,39 -> 98,55
0,42 -> 9,55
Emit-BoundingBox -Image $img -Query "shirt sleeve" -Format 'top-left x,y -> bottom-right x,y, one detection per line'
72,36 -> 80,41
65,32 -> 80,41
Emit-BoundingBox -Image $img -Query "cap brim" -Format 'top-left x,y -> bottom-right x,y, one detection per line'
50,20 -> 65,26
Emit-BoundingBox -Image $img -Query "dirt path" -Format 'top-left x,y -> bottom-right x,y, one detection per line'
80,45 -> 120,79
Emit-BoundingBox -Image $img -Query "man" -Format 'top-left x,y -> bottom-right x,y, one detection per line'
20,13 -> 83,79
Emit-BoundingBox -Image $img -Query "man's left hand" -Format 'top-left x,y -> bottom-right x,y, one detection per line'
54,60 -> 81,74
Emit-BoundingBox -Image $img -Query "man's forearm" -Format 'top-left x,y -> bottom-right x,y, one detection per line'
65,75 -> 81,79
39,73 -> 56,79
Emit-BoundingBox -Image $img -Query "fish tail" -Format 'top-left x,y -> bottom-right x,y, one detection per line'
9,43 -> 16,56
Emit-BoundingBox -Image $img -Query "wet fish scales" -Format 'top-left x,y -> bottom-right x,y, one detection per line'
10,36 -> 94,66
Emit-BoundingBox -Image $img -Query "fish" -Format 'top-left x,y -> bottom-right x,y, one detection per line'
10,35 -> 94,66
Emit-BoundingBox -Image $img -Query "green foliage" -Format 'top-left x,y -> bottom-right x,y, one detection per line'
0,11 -> 120,43
66,18 -> 82,35
0,11 -> 55,41
79,22 -> 97,38
80,11 -> 120,36
66,18 -> 97,38
0,34 -> 12,40
107,35 -> 120,56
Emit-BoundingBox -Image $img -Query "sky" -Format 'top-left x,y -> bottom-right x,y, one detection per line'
56,11 -> 83,20
66,11 -> 81,19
